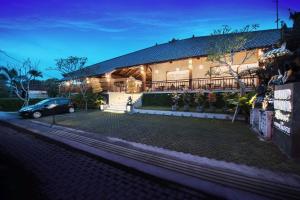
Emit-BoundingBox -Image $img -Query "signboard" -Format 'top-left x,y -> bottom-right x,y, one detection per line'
273,89 -> 292,135
167,70 -> 189,80
272,83 -> 300,159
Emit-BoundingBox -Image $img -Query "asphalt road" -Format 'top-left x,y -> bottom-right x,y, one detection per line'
0,124 -> 214,200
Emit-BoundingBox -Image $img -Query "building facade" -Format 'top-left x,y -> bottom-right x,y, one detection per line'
62,29 -> 282,94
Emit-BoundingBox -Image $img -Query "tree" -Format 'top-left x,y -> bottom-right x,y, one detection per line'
44,78 -> 60,97
54,56 -> 89,111
0,74 -> 9,97
207,24 -> 259,122
0,59 -> 43,106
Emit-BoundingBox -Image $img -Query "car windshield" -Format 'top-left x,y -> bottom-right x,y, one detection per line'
36,99 -> 52,105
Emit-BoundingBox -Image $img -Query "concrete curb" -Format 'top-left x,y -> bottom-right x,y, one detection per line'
133,108 -> 245,120
1,119 -> 300,200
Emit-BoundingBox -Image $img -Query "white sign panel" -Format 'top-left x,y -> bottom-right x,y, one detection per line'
167,70 -> 189,80
273,89 -> 292,135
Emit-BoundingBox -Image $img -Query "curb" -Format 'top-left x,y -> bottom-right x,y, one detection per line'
1,119 -> 300,200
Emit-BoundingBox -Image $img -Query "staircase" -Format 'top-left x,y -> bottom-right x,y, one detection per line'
104,92 -> 143,113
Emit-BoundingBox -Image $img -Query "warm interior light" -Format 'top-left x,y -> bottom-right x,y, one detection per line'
188,59 -> 193,65
258,49 -> 264,56
155,70 -> 159,74
140,66 -> 144,71
65,81 -> 70,86
198,65 -> 204,69
105,73 -> 111,81
176,68 -> 180,71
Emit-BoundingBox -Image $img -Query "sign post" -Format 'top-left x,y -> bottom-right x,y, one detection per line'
272,83 -> 300,159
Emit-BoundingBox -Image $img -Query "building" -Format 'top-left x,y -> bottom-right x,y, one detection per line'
61,29 -> 282,111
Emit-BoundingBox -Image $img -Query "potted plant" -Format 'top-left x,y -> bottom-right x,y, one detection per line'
182,90 -> 191,111
126,96 -> 133,112
95,96 -> 106,111
195,91 -> 205,112
171,92 -> 180,111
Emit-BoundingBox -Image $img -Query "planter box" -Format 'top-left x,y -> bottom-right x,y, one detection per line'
126,105 -> 133,113
250,108 -> 273,140
99,104 -> 108,111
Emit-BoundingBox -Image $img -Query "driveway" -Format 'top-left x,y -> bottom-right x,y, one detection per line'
36,110 -> 300,174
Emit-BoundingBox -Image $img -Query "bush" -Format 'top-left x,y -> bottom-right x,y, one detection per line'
71,92 -> 108,110
142,92 -> 241,109
142,93 -> 172,107
0,98 -> 45,111
194,92 -> 205,106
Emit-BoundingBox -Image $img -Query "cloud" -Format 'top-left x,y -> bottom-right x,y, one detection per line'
97,11 -> 254,30
0,17 -> 128,33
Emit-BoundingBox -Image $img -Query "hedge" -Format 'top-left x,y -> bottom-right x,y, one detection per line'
0,98 -> 45,111
142,93 -> 172,107
142,92 -> 239,108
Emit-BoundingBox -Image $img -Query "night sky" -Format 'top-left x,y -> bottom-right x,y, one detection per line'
0,0 -> 299,79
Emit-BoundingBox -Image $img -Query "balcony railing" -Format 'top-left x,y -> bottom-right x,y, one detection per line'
146,76 -> 258,92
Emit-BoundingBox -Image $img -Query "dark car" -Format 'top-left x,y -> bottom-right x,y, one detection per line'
19,98 -> 75,119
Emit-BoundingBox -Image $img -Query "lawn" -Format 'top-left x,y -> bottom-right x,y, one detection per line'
37,111 -> 300,174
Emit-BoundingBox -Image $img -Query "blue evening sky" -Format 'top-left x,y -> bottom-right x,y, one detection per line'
0,0 -> 299,79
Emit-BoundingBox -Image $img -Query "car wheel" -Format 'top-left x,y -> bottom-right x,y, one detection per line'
69,107 -> 75,113
32,111 -> 42,119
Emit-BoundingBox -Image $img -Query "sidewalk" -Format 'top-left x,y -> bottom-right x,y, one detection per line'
1,118 -> 300,200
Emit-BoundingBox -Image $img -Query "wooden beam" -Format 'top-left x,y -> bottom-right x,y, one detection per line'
123,67 -> 137,77
131,68 -> 142,79
142,65 -> 148,91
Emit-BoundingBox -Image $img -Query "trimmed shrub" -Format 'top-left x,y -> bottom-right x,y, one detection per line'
0,98 -> 45,111
142,92 -> 241,110
142,93 -> 172,107
71,92 -> 108,110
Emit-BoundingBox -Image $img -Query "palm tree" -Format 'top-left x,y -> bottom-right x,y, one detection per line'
29,69 -> 43,80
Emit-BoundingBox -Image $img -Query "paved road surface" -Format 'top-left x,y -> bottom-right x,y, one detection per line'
0,125 -> 214,200
0,112 -> 19,120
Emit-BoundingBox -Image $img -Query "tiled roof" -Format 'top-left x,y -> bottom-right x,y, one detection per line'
64,29 -> 281,80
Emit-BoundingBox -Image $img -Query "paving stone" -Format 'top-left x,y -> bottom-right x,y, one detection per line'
0,125 -> 211,200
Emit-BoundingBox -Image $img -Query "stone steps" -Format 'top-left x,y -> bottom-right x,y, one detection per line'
104,92 -> 143,112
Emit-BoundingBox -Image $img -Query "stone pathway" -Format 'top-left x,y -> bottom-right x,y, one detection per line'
0,125 -> 212,200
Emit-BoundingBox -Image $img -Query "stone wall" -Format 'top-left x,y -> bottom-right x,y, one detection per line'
272,82 -> 300,159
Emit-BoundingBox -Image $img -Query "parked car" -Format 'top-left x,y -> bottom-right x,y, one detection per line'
19,98 -> 75,119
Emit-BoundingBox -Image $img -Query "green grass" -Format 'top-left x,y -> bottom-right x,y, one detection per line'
37,111 -> 300,175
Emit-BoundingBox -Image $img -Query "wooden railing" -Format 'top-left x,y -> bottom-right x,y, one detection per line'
147,76 -> 258,92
